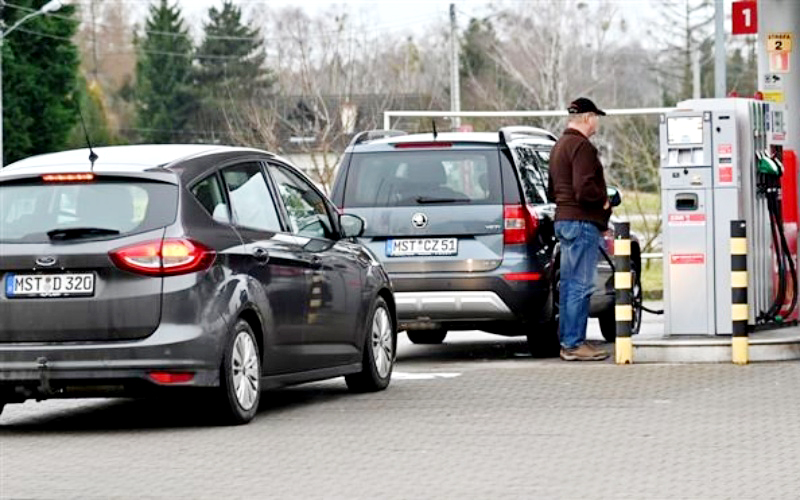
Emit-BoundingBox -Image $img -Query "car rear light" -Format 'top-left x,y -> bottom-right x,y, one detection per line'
110,238 -> 215,276
504,204 -> 538,244
149,371 -> 195,384
603,230 -> 614,254
42,173 -> 95,182
393,142 -> 453,149
504,272 -> 542,281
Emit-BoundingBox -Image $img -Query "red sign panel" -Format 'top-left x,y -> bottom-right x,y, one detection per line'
718,144 -> 733,155
671,254 -> 706,265
719,166 -> 733,183
668,214 -> 706,225
732,1 -> 757,35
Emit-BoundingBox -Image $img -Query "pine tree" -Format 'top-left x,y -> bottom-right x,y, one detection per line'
196,1 -> 272,99
1,0 -> 80,165
134,0 -> 196,143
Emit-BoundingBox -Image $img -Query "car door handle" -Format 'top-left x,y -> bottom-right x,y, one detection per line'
252,247 -> 270,264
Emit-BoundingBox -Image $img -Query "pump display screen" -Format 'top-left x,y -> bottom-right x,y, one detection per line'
667,116 -> 704,145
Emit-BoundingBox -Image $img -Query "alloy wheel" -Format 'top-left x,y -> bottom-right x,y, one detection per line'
371,307 -> 393,378
231,330 -> 259,411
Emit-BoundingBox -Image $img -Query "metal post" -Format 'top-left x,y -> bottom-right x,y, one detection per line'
731,220 -> 749,364
614,222 -> 633,364
1,36 -> 4,167
449,3 -> 461,130
714,0 -> 726,97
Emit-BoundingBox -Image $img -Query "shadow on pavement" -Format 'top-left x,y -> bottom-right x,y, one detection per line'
0,383 -> 352,432
397,336 -> 546,364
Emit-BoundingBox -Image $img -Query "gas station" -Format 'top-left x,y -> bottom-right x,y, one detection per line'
615,0 -> 800,363
381,0 -> 800,364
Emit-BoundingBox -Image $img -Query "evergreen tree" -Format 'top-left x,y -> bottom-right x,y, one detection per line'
134,0 -> 196,143
1,0 -> 80,165
196,1 -> 271,98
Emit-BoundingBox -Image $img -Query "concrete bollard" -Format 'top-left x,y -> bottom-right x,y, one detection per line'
614,222 -> 633,364
731,220 -> 749,365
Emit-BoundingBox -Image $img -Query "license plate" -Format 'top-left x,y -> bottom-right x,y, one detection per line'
5,273 -> 95,298
386,238 -> 458,257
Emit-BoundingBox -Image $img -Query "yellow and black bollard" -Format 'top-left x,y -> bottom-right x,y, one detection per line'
731,220 -> 749,365
614,222 -> 633,364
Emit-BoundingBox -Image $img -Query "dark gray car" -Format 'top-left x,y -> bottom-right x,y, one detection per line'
330,128 -> 642,354
0,145 -> 396,425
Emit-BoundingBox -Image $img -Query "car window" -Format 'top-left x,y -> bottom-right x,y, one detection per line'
516,145 -> 551,204
0,180 -> 177,243
221,162 -> 281,232
190,174 -> 230,224
343,149 -> 502,207
268,164 -> 334,239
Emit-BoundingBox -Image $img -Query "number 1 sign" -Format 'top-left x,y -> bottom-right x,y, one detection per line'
732,1 -> 758,35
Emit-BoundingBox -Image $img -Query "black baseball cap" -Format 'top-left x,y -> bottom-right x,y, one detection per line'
567,97 -> 606,116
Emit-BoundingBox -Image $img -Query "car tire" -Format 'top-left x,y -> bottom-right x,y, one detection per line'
346,297 -> 395,393
406,329 -> 447,344
599,258 -> 642,343
215,319 -> 261,425
527,287 -> 560,357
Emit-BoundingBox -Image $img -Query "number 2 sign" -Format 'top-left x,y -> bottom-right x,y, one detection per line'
732,1 -> 757,35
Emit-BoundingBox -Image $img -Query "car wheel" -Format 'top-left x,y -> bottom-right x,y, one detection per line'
216,319 -> 261,425
527,282 -> 560,357
599,258 -> 642,342
346,297 -> 395,393
406,329 -> 447,344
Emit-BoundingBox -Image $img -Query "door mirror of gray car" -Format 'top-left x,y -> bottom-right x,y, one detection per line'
339,213 -> 366,238
607,187 -> 622,208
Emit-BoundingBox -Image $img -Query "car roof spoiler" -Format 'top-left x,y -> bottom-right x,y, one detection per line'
499,126 -> 558,145
348,129 -> 407,148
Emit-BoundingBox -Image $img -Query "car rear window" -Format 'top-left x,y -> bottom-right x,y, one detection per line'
343,148 -> 502,207
0,179 -> 178,243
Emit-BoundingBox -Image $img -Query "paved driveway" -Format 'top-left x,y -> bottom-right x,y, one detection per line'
1,321 -> 799,499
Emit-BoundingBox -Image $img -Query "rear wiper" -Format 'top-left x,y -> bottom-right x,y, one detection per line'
415,196 -> 471,204
47,227 -> 120,241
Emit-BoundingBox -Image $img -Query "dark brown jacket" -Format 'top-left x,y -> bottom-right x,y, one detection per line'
547,128 -> 611,229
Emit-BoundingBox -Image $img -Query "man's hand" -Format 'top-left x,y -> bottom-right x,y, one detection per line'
603,199 -> 611,210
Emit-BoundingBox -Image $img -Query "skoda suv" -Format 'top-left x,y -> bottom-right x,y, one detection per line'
330,127 -> 641,354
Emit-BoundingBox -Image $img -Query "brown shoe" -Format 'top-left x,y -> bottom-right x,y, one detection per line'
560,343 -> 609,361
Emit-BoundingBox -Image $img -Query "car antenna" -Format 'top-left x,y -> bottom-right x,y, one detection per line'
73,100 -> 98,171
432,119 -> 438,141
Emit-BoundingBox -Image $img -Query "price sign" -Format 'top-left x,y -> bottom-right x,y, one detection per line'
732,1 -> 757,35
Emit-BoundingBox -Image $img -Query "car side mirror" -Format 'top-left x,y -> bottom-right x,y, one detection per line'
339,213 -> 366,238
607,187 -> 622,208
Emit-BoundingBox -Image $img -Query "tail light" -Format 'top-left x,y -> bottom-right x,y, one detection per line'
110,238 -> 215,276
603,230 -> 614,254
504,204 -> 538,245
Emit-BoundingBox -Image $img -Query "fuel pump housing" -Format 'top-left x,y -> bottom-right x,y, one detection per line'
659,98 -> 794,336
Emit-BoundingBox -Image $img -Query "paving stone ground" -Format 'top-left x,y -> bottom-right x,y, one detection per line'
1,327 -> 799,500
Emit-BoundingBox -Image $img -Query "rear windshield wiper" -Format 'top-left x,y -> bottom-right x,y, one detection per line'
415,196 -> 472,204
47,227 -> 121,241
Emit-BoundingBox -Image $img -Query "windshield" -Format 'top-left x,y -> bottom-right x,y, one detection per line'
343,149 -> 502,208
0,180 -> 178,243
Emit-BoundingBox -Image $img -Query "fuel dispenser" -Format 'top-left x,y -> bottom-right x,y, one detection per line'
659,98 -> 796,336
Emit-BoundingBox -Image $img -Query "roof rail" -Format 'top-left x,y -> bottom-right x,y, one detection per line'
348,129 -> 407,148
498,126 -> 557,145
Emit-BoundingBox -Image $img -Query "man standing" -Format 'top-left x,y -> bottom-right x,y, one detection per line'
547,97 -> 612,361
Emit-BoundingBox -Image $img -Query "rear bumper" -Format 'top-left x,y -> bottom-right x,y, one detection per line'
0,323 -> 222,399
392,273 -> 550,325
396,291 -> 515,322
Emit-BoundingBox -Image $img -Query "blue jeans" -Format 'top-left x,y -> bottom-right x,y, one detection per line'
555,221 -> 601,349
